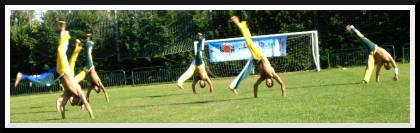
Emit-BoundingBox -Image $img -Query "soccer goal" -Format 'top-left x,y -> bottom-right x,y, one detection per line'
203,30 -> 320,78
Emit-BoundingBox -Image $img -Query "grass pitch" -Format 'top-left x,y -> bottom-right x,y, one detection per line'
10,64 -> 410,123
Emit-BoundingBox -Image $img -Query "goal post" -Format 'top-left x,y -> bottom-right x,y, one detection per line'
203,30 -> 320,78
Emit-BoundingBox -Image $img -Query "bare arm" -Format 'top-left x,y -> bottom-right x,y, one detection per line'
205,78 -> 214,93
273,73 -> 287,97
389,56 -> 399,80
253,77 -> 264,98
191,79 -> 198,94
375,63 -> 382,82
56,92 -> 70,119
389,55 -> 398,69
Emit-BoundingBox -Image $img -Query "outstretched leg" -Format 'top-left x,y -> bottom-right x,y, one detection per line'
177,62 -> 196,89
363,53 -> 375,83
74,71 -> 87,83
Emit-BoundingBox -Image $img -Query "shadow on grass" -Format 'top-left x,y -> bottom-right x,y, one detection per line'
27,117 -> 83,122
18,115 -> 86,122
145,93 -> 186,98
12,110 -> 57,115
28,118 -> 63,122
30,106 -> 44,109
125,97 -> 254,109
288,82 -> 360,90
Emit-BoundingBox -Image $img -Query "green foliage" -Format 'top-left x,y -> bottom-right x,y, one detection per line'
10,10 -> 410,76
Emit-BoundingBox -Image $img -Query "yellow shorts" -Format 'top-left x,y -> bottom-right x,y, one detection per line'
237,21 -> 263,61
56,32 -> 71,75
363,52 -> 375,83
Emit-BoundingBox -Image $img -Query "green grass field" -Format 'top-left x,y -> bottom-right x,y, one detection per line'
10,64 -> 410,123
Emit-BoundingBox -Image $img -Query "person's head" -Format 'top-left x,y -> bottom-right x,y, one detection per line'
197,32 -> 204,40
69,96 -> 77,106
86,33 -> 92,41
69,96 -> 83,106
345,25 -> 353,33
384,62 -> 391,70
75,39 -> 81,43
58,21 -> 66,30
266,78 -> 273,88
75,39 -> 82,47
199,80 -> 206,88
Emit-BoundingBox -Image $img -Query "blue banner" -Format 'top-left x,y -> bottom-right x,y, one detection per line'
207,35 -> 287,62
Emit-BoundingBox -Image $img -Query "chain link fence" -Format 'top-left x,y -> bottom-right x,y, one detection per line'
12,44 -> 411,95
10,80 -> 62,95
131,65 -> 187,85
402,45 -> 410,64
327,44 -> 397,68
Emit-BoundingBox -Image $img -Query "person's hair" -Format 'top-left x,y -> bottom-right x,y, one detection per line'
266,78 -> 273,88
86,34 -> 92,40
59,21 -> 66,27
199,80 -> 206,88
384,62 -> 391,70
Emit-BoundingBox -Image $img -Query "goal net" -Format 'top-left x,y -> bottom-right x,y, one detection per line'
203,30 -> 320,78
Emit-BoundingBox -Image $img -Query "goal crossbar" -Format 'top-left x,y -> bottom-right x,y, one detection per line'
204,30 -> 321,71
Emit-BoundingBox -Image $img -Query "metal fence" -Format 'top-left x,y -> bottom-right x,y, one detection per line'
131,66 -> 187,85
10,80 -> 62,95
11,44 -> 410,95
327,45 -> 396,68
402,45 -> 410,64
381,45 -> 396,59
98,70 -> 127,87
327,48 -> 366,68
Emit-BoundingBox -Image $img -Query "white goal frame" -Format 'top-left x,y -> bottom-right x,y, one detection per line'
204,30 -> 321,71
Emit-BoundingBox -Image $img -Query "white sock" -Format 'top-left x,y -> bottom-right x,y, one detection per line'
394,68 -> 399,75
